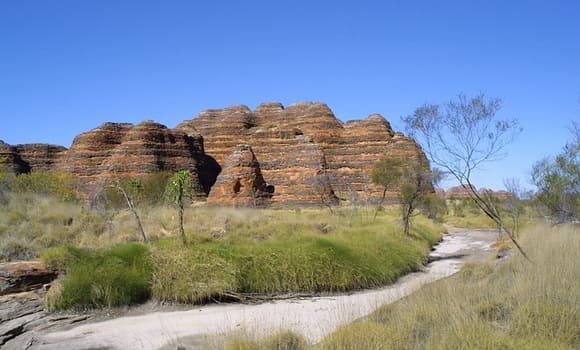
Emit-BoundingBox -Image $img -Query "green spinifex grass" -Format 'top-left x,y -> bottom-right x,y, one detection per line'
150,211 -> 441,303
42,243 -> 152,310
318,223 -> 580,350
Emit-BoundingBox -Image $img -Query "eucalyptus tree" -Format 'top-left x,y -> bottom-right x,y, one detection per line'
402,94 -> 528,258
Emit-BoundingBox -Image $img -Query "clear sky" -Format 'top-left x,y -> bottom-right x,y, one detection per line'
1,0 -> 578,190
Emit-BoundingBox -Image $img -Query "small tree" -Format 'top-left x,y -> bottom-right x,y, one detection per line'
502,178 -> 526,236
531,122 -> 579,223
164,170 -> 195,244
399,161 -> 432,235
312,171 -> 338,213
0,157 -> 12,205
403,93 -> 529,259
371,157 -> 403,220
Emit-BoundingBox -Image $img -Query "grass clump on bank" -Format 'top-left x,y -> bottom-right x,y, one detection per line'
318,223 -> 580,350
150,208 -> 442,303
42,243 -> 152,310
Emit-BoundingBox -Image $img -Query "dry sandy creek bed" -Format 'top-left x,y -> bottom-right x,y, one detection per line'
1,227 -> 498,350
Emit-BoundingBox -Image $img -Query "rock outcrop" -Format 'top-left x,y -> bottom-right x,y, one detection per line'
53,121 -> 216,196
177,102 -> 428,204
0,141 -> 29,174
444,185 -> 511,200
0,261 -> 57,296
14,144 -> 67,173
207,144 -> 274,206
0,141 -> 65,174
3,102 -> 431,206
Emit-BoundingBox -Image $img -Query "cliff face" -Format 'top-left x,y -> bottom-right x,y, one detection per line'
3,102 -> 430,206
177,102 -> 428,205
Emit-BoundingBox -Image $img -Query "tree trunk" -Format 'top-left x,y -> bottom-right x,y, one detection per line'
402,204 -> 413,236
374,188 -> 387,221
465,179 -> 531,261
178,196 -> 186,245
117,184 -> 147,242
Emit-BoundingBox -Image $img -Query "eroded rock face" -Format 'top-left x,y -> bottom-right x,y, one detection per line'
53,121 -> 214,196
14,144 -> 67,173
0,141 -> 29,174
207,144 -> 273,206
0,141 -> 65,174
177,102 -> 429,204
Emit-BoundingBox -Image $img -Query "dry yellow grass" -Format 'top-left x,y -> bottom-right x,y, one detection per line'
318,223 -> 580,349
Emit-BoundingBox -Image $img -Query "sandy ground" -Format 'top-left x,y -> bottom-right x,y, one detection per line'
29,228 -> 496,350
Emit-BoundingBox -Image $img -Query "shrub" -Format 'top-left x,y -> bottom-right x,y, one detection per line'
222,331 -> 308,350
43,243 -> 152,310
104,172 -> 173,208
12,171 -> 78,202
420,193 -> 447,221
263,332 -> 309,350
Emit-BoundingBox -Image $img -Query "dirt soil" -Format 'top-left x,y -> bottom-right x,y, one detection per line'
2,227 -> 498,350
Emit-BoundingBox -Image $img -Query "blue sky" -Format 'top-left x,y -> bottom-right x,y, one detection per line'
1,0 -> 578,190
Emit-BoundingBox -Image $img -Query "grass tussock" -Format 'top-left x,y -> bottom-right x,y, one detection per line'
318,223 -> 580,350
150,207 -> 441,303
42,243 -> 152,310
222,331 -> 309,350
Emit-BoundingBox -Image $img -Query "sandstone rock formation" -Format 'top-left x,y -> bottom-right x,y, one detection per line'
3,102 -> 431,206
207,144 -> 274,206
444,185 -> 511,200
53,121 -> 216,196
177,102 -> 428,204
0,141 -> 65,174
0,141 -> 28,174
14,144 -> 67,173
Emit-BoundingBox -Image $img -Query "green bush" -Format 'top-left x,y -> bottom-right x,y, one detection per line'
105,172 -> 173,208
12,171 -> 78,202
43,243 -> 152,310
